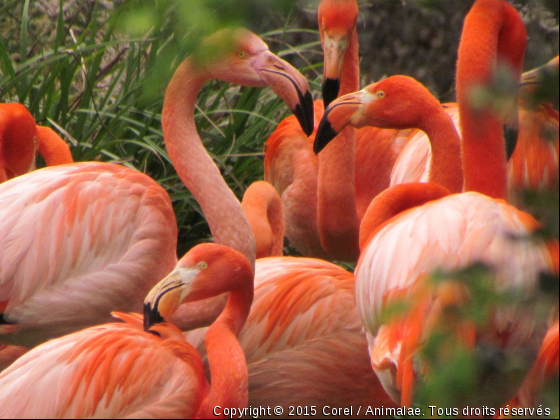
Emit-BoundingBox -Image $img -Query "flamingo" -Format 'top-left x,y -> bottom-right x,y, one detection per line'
264,0 -> 410,261
314,0 -> 558,407
0,28 -> 314,416
0,103 -> 73,183
390,56 -> 559,200
0,29 -> 312,350
0,243 -> 254,418
183,182 -> 396,413
241,181 -> 285,259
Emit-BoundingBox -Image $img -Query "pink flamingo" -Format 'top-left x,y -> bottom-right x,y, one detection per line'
0,29 -> 311,353
314,0 -> 558,407
0,28 -> 314,416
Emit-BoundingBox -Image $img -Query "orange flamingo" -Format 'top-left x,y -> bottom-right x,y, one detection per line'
0,103 -> 73,183
0,29 -> 311,349
390,56 -> 559,199
264,0 -> 409,261
183,195 -> 396,412
241,181 -> 285,259
0,29 -> 314,415
0,243 -> 254,418
315,0 -> 558,407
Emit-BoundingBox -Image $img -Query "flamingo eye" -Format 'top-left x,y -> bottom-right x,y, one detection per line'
198,261 -> 208,270
238,51 -> 246,58
377,91 -> 385,99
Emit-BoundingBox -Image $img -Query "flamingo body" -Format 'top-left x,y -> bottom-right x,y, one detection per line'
0,163 -> 178,345
0,314 -> 205,419
357,192 -> 556,403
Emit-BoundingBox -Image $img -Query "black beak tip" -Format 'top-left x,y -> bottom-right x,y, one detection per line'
322,78 -> 341,108
314,116 -> 339,155
293,90 -> 315,137
504,125 -> 519,161
143,302 -> 165,331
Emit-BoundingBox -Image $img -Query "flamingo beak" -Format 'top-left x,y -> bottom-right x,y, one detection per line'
322,35 -> 349,107
255,51 -> 314,136
519,56 -> 559,88
314,89 -> 372,154
143,267 -> 200,331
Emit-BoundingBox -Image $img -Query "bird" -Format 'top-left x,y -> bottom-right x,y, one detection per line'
390,56 -> 559,201
0,28 -> 315,415
313,75 -> 464,196
0,243 -> 254,419
153,28 -> 394,414
264,0 -> 410,262
314,0 -> 558,408
0,103 -> 73,183
184,183 -> 395,413
241,181 -> 285,259
0,28 -> 313,353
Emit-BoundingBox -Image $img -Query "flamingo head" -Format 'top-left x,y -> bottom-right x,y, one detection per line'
314,76 -> 441,154
143,243 -> 254,331
194,28 -> 314,136
318,0 -> 359,107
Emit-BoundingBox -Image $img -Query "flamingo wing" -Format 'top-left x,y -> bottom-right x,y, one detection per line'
236,257 -> 393,408
0,163 -> 177,343
0,316 -> 204,419
356,193 -> 555,400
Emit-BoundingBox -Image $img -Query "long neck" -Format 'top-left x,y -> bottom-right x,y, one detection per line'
163,59 -> 256,268
421,108 -> 464,194
317,28 -> 360,261
0,105 -> 36,181
197,286 -> 253,418
457,0 -> 526,200
359,183 -> 451,251
242,181 -> 285,258
36,126 -> 74,166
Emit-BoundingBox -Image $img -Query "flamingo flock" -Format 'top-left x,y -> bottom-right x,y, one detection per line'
0,0 -> 558,418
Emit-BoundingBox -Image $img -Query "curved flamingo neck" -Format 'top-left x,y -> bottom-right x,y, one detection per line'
35,126 -> 74,166
318,27 -> 360,261
359,183 -> 451,251
420,107 -> 464,194
197,278 -> 254,418
457,0 -> 526,200
163,58 -> 256,268
0,104 -> 36,181
242,181 -> 285,258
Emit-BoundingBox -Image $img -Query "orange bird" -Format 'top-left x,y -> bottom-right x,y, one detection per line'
0,103 -> 73,183
184,187 -> 396,412
315,0 -> 558,408
264,0 -> 410,261
0,29 -> 311,353
0,244 -> 254,418
241,181 -> 286,259
390,57 -> 559,200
